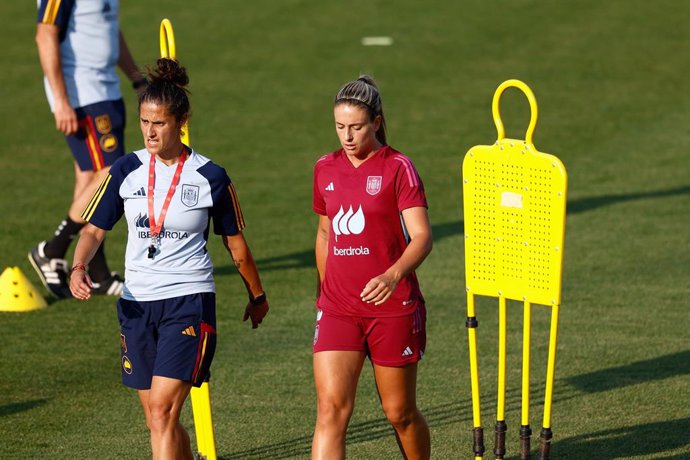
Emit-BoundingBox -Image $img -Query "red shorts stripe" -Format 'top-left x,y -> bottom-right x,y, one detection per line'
83,116 -> 105,171
191,322 -> 217,383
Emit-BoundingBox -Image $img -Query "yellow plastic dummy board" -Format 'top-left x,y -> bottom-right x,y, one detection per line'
462,80 -> 567,460
463,80 -> 567,306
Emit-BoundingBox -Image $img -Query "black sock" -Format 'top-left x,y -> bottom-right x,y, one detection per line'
43,216 -> 84,259
88,242 -> 111,283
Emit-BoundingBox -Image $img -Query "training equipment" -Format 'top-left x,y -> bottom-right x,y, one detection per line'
0,266 -> 48,312
190,382 -> 215,460
462,80 -> 567,459
159,19 -> 191,148
159,18 -> 217,460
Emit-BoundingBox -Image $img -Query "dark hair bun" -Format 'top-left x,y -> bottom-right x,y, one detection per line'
357,75 -> 378,88
149,58 -> 189,88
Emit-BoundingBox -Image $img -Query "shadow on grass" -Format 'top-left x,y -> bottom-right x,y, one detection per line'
218,406 -> 448,459
219,383 -> 581,459
546,417 -> 690,460
218,399 -> 476,459
567,350 -> 690,393
0,399 -> 48,417
567,185 -> 690,214
215,220 -> 465,275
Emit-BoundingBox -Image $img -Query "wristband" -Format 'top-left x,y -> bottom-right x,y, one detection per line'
70,263 -> 87,275
132,78 -> 148,90
249,293 -> 266,305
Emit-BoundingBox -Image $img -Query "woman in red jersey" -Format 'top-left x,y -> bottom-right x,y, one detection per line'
311,76 -> 433,460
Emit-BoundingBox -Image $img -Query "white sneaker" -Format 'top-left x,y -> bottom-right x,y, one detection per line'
91,272 -> 124,296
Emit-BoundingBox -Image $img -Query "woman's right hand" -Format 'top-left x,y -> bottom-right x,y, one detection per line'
243,298 -> 269,329
360,271 -> 400,306
53,98 -> 79,136
69,268 -> 93,301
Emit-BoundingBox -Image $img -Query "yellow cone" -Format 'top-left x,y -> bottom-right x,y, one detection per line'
0,267 -> 48,312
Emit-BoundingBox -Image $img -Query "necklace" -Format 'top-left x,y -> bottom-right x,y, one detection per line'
146,149 -> 187,259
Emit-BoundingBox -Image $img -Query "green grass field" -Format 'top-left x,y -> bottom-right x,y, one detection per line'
2,1 -> 690,458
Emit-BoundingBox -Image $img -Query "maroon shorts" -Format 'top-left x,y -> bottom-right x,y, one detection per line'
312,305 -> 426,367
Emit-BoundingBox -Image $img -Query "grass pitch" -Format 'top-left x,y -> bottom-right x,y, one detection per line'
1,1 -> 690,458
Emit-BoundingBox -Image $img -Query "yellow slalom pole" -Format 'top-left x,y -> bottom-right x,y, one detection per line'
520,301 -> 532,459
539,304 -> 560,460
190,382 -> 216,460
160,19 -> 190,147
191,388 -> 208,456
159,18 -> 216,460
159,19 -> 176,59
495,295 -> 507,459
466,292 -> 484,459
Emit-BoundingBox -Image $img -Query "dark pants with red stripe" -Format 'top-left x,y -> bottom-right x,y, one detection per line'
117,292 -> 217,390
66,99 -> 126,171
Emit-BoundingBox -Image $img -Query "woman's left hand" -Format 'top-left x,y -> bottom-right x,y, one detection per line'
243,299 -> 269,329
360,273 -> 399,306
69,268 -> 93,301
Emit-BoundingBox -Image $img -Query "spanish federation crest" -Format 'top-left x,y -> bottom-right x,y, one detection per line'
181,184 -> 199,207
95,114 -> 112,134
366,176 -> 382,195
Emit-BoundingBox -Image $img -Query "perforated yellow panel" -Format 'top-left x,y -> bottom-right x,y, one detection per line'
462,81 -> 567,306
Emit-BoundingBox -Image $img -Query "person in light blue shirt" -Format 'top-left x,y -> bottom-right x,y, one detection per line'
31,0 -> 146,298
69,58 -> 270,458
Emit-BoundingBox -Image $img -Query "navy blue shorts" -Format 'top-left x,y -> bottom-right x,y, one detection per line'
117,293 -> 217,390
66,99 -> 126,172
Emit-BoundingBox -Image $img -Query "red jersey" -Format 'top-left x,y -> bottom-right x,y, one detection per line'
313,145 -> 428,317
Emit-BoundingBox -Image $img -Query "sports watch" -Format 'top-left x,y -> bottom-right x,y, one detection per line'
249,293 -> 266,305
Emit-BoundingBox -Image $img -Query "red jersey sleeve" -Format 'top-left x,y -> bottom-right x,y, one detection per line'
313,159 -> 327,215
392,154 -> 427,211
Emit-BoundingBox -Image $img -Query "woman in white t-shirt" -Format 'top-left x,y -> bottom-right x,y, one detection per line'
69,58 -> 269,458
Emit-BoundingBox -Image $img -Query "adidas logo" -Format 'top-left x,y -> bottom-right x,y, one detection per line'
133,187 -> 146,196
402,346 -> 413,357
325,182 -> 335,191
181,326 -> 196,337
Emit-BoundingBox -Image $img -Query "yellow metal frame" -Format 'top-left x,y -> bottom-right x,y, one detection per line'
462,79 -> 567,459
159,18 -> 216,460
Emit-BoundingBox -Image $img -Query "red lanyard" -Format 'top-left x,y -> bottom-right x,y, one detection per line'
147,149 -> 187,239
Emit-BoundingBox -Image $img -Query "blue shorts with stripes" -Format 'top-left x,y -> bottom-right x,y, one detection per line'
66,99 -> 125,172
117,292 -> 217,390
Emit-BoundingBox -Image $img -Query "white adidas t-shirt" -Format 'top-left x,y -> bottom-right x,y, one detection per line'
84,148 -> 245,301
